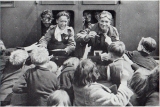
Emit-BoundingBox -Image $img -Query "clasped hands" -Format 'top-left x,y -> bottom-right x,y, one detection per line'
84,31 -> 112,44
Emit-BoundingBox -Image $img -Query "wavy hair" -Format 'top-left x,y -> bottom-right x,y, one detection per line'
47,89 -> 71,106
73,59 -> 100,87
9,49 -> 29,65
130,66 -> 159,97
30,47 -> 49,65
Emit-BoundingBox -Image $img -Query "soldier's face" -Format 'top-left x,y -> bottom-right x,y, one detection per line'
56,16 -> 69,30
41,14 -> 52,24
98,17 -> 111,31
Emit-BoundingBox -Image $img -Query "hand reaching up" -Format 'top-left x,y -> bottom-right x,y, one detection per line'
24,42 -> 42,51
104,34 -> 112,45
100,53 -> 111,61
82,44 -> 91,59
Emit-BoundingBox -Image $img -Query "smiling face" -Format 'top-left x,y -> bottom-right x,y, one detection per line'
56,16 -> 69,30
98,17 -> 111,31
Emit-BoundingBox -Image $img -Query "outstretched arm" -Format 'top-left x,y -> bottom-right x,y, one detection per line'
39,26 -> 54,47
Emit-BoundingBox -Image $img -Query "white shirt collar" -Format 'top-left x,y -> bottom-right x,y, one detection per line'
54,26 -> 68,41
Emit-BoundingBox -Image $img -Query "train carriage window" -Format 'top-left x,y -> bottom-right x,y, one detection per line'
41,10 -> 74,36
83,10 -> 116,29
41,1 -> 75,5
0,1 -> 15,8
82,0 -> 119,5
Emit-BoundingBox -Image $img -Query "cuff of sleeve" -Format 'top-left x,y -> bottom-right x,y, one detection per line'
131,63 -> 140,71
118,84 -> 134,97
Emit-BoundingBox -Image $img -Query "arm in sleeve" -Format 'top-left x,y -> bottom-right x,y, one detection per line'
59,72 -> 72,89
108,84 -> 133,106
110,27 -> 119,41
75,29 -> 90,46
65,27 -> 76,54
12,72 -> 28,93
39,26 -> 54,48
94,84 -> 133,106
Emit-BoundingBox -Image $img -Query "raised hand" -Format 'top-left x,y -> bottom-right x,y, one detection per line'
24,42 -> 42,51
100,53 -> 111,61
104,34 -> 112,45
82,44 -> 91,59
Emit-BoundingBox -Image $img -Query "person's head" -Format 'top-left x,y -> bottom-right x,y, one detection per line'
30,47 -> 50,66
83,12 -> 92,22
56,11 -> 70,30
63,57 -> 80,69
130,66 -> 159,97
9,49 -> 29,65
46,61 -> 58,73
41,10 -> 53,26
108,41 -> 125,59
98,11 -> 112,31
137,37 -> 157,54
0,40 -> 6,55
95,11 -> 100,21
0,40 -> 6,50
47,90 -> 71,107
74,59 -> 99,87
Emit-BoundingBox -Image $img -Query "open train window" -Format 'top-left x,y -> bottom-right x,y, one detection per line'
41,10 -> 74,36
83,10 -> 116,29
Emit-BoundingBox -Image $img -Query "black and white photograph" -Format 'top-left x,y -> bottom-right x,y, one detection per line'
0,0 -> 159,106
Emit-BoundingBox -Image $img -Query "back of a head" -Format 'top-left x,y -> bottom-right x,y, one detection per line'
130,68 -> 151,97
47,61 -> 58,73
108,41 -> 125,57
141,37 -> 157,53
63,57 -> 80,69
30,47 -> 49,66
41,9 -> 53,19
9,49 -> 29,65
0,40 -> 6,50
74,59 -> 99,87
47,90 -> 71,106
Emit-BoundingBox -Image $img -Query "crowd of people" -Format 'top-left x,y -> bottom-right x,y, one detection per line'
0,10 -> 159,106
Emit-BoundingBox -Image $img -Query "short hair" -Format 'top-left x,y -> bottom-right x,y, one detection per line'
141,37 -> 157,52
73,59 -> 99,87
9,49 -> 29,65
99,11 -> 112,21
40,9 -> 53,19
30,47 -> 49,65
108,41 -> 125,57
56,11 -> 70,20
47,61 -> 58,73
130,66 -> 159,97
83,11 -> 91,16
0,40 -> 6,50
47,89 -> 71,106
63,57 -> 80,69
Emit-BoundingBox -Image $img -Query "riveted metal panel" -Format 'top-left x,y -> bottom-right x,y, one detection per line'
1,1 -> 39,48
119,1 -> 159,57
